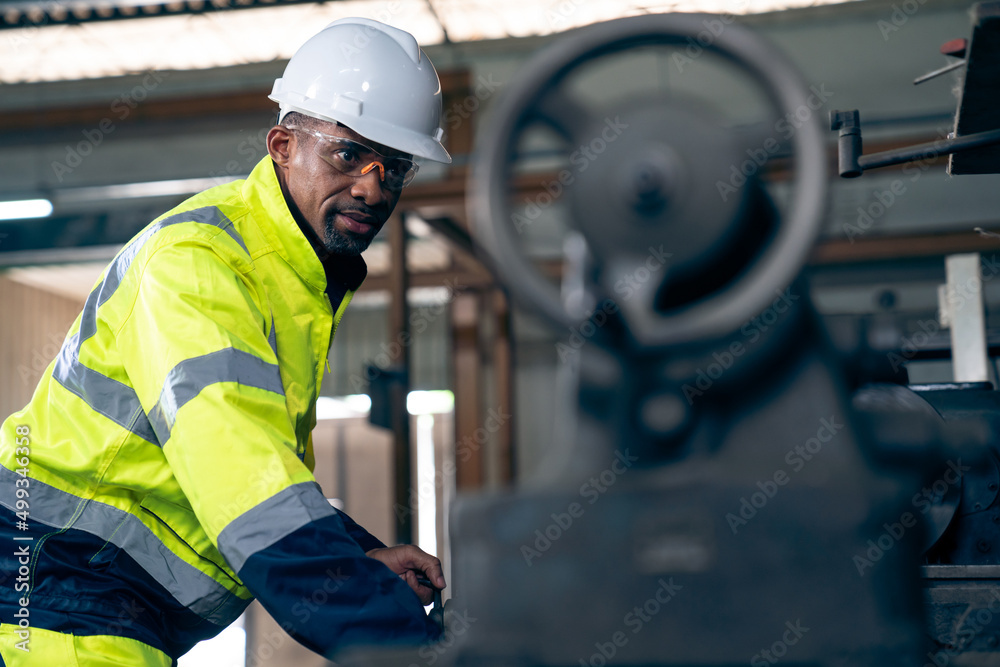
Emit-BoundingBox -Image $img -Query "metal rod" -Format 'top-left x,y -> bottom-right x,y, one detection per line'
388,212 -> 414,545
857,128 -> 1000,172
913,59 -> 966,85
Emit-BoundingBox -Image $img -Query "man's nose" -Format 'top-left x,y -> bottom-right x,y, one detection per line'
350,165 -> 388,205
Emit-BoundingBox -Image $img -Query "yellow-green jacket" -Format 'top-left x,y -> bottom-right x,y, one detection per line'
0,156 -> 437,658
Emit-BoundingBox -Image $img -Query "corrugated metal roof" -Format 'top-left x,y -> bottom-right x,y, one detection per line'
0,0 -> 861,83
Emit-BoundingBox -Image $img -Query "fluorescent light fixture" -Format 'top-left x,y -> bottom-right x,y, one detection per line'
316,391 -> 455,420
416,413 -> 437,558
0,198 -> 53,221
407,390 -> 455,416
57,177 -> 241,205
316,394 -> 372,420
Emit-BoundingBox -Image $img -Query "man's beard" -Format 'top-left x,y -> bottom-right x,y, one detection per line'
322,215 -> 378,256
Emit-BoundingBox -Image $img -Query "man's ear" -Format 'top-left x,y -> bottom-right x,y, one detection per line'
267,125 -> 294,167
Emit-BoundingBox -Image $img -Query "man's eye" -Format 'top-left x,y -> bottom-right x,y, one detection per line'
334,148 -> 361,164
386,161 -> 408,177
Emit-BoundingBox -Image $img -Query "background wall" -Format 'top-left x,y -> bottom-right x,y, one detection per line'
0,274 -> 83,420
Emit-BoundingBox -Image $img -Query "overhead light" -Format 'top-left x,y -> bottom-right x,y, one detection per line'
315,391 -> 454,420
0,199 -> 53,221
56,177 -> 240,204
316,394 -> 372,420
407,390 -> 455,416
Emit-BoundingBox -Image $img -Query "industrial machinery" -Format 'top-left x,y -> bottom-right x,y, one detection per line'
343,8 -> 1000,666
826,3 -> 1000,661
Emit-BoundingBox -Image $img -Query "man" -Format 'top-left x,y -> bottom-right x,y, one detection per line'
0,17 -> 451,665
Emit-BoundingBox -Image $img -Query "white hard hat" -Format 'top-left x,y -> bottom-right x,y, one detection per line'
270,17 -> 452,164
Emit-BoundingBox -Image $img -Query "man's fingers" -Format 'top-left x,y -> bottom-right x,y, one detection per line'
403,570 -> 434,604
394,545 -> 447,589
410,547 -> 446,589
422,565 -> 446,591
367,544 -> 447,594
415,585 -> 433,605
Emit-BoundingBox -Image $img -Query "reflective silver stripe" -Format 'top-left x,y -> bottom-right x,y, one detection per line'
79,206 -> 247,344
217,482 -> 336,573
52,342 -> 159,444
0,465 -> 250,626
148,348 -> 285,446
52,207 -> 248,445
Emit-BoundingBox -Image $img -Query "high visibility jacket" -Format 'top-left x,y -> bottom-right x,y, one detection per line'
0,156 -> 438,660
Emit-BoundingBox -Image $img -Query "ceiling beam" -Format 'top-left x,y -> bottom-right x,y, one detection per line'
0,0 -> 335,31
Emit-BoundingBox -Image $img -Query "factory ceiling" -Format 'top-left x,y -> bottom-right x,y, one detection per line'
0,0 -> 860,83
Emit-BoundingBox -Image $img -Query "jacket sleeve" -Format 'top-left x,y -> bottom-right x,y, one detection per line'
337,508 -> 388,553
118,234 -> 438,654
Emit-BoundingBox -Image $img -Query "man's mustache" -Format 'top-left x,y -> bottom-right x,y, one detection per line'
330,206 -> 387,228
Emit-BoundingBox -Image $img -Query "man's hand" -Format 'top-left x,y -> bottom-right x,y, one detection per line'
366,545 -> 446,605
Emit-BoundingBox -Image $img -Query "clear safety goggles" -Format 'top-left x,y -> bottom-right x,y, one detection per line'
287,125 -> 419,190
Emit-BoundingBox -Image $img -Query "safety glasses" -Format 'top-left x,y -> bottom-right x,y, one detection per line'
286,125 -> 419,190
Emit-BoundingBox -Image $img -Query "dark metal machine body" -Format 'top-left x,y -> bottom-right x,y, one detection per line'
343,9 -> 1000,667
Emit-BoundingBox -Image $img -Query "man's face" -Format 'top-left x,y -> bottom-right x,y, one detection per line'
269,120 -> 406,256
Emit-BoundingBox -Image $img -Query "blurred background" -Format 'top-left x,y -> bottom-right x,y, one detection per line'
2,0 -> 998,664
